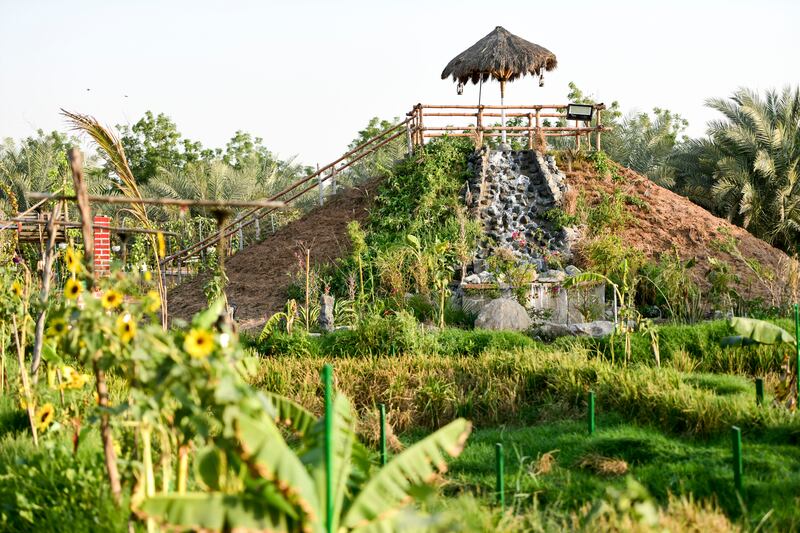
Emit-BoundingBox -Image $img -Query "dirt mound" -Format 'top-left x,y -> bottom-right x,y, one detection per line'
168,178 -> 381,331
566,165 -> 794,305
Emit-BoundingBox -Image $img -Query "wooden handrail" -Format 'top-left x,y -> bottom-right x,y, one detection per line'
161,117 -> 413,266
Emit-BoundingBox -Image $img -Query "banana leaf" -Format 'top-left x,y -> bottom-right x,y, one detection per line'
728,317 -> 795,345
342,418 -> 471,531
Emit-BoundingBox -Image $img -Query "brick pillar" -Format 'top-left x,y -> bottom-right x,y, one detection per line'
93,215 -> 111,277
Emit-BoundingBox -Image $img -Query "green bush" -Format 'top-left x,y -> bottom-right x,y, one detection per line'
317,310 -> 426,357
0,436 -> 128,532
570,320 -> 788,375
257,330 -> 317,357
434,328 -> 536,356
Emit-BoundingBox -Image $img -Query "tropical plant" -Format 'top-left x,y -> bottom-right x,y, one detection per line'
703,87 -> 800,251
138,391 -> 471,532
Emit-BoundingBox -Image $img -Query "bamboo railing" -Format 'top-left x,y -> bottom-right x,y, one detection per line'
406,103 -> 608,150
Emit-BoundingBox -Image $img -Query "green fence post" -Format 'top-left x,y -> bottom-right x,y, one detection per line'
379,403 -> 387,466
731,426 -> 743,495
588,391 -> 596,435
755,377 -> 764,406
322,364 -> 333,533
795,304 -> 799,405
495,443 -> 505,510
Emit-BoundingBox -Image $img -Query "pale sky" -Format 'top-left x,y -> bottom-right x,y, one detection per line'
1,0 -> 798,166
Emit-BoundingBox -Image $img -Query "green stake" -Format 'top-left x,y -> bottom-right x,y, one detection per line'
731,426 -> 743,495
755,377 -> 764,406
795,304 -> 800,405
322,364 -> 333,533
379,403 -> 387,466
495,443 -> 505,510
588,391 -> 596,435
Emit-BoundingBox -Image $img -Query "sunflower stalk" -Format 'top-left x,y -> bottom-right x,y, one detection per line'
12,313 -> 38,448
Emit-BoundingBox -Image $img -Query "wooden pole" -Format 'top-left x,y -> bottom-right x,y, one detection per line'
30,200 -> 63,382
596,108 -> 603,151
527,113 -> 534,149
477,105 -> 484,147
67,148 -> 94,280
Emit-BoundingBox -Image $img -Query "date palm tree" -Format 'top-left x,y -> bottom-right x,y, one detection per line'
706,87 -> 800,251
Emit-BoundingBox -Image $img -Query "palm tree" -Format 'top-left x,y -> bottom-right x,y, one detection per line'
706,87 -> 800,251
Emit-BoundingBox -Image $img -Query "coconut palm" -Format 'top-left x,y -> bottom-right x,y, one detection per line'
706,87 -> 800,250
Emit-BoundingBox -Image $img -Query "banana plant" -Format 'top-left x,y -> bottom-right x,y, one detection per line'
137,388 -> 471,532
720,316 -> 796,346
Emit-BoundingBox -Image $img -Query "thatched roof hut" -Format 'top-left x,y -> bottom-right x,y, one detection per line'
441,26 -> 557,88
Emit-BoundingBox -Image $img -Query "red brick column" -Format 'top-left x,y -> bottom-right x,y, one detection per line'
93,215 -> 111,277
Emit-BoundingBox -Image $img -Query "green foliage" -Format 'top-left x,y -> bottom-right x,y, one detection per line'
638,250 -> 702,321
581,234 -> 644,286
585,191 -> 632,236
317,310 -> 424,357
0,435 -> 129,532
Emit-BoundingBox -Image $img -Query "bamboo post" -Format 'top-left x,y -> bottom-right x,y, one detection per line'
255,217 -> 261,241
527,113 -> 534,149
330,167 -> 337,195
322,364 -> 333,533
495,443 -> 505,510
237,220 -> 244,251
500,81 -> 507,145
317,164 -> 324,206
535,109 -> 543,150
731,426 -> 743,495
575,119 -> 581,148
755,377 -> 764,406
596,107 -> 603,151
406,121 -> 413,155
379,403 -> 387,466
588,391 -> 596,435
477,105 -> 484,147
417,105 -> 424,147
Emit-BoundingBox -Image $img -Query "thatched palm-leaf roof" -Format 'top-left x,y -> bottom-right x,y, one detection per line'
441,26 -> 557,85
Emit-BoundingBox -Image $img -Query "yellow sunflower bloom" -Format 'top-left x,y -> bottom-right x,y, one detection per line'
47,318 -> 68,338
64,278 -> 82,300
11,281 -> 23,298
184,328 -> 215,359
145,290 -> 161,312
35,403 -> 55,432
116,313 -> 136,344
101,289 -> 123,309
65,247 -> 81,274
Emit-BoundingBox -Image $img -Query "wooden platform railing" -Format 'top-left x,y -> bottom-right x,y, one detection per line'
407,103 -> 608,149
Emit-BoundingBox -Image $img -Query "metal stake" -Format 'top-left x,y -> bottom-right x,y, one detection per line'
322,364 -> 333,533
755,377 -> 764,406
495,443 -> 505,510
379,403 -> 387,466
731,426 -> 743,495
588,391 -> 596,435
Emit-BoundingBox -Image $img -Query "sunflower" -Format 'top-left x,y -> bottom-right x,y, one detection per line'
11,280 -> 23,298
101,289 -> 123,309
116,313 -> 136,344
145,290 -> 161,312
184,328 -> 215,359
64,278 -> 82,300
35,403 -> 55,432
64,247 -> 81,274
47,318 -> 68,338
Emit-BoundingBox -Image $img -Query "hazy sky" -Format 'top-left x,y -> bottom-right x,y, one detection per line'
1,0 -> 798,165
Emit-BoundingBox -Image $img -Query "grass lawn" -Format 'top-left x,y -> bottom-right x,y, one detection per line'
404,416 -> 800,530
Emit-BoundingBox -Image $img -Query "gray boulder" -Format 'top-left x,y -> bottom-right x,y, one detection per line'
474,298 -> 532,331
536,320 -> 614,339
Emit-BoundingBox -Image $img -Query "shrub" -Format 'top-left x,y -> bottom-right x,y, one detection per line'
0,435 -> 128,532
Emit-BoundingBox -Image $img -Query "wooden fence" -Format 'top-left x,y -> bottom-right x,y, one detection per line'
407,103 -> 608,149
